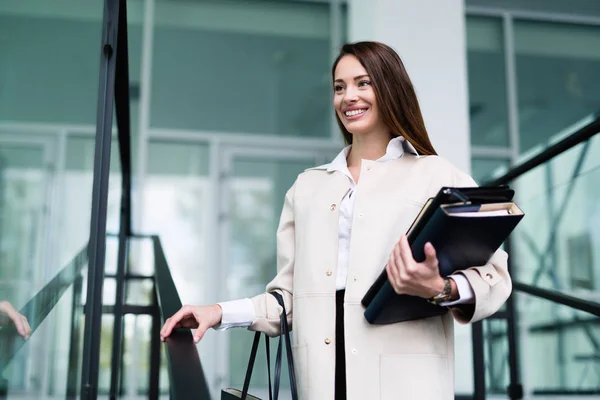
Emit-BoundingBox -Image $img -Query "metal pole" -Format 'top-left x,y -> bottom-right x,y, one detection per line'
472,321 -> 486,400
80,0 -> 120,398
66,274 -> 84,399
504,239 -> 523,400
149,287 -> 161,400
109,0 -> 132,397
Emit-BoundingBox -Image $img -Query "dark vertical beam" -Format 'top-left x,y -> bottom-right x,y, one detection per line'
472,321 -> 486,400
505,239 -> 523,400
114,0 -> 132,237
66,274 -> 84,399
544,162 -> 566,389
109,0 -> 132,398
80,0 -> 120,398
149,288 -> 161,400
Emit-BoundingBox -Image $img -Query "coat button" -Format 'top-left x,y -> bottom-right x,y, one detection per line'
486,273 -> 493,280
326,270 -> 333,276
351,348 -> 357,354
325,338 -> 331,345
330,204 -> 336,211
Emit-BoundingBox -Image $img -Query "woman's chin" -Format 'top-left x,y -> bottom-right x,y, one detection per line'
344,123 -> 372,136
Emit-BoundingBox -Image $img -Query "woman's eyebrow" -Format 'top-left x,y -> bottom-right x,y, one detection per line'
334,74 -> 370,83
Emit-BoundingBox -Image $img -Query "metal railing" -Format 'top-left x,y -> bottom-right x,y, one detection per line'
0,246 -> 88,374
472,112 -> 600,400
153,236 -> 212,399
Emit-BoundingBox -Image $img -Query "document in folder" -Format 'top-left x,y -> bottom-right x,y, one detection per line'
361,186 -> 524,325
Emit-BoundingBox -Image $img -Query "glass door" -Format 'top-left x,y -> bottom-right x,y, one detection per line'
219,147 -> 320,399
0,132 -> 56,396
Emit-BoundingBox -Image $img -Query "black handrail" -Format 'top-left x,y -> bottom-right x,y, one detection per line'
152,235 -> 212,400
485,113 -> 600,187
513,281 -> 600,317
0,245 -> 88,371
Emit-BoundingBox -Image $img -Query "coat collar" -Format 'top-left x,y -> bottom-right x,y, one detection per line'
307,136 -> 419,173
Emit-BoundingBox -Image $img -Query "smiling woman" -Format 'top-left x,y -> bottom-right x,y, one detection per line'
331,42 -> 437,156
160,41 -> 512,400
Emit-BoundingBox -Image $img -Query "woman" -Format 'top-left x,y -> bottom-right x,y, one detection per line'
160,41 -> 511,400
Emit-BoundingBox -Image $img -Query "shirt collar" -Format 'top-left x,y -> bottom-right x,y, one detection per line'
310,136 -> 420,172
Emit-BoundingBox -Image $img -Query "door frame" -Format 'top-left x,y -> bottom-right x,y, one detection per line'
215,145 -> 331,391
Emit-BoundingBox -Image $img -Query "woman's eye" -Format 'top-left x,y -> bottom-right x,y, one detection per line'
358,80 -> 371,87
334,85 -> 344,92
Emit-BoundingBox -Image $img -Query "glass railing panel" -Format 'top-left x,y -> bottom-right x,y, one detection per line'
517,292 -> 600,396
510,131 -> 600,296
482,318 -> 510,396
0,263 -> 86,399
120,314 -> 169,398
483,291 -> 600,397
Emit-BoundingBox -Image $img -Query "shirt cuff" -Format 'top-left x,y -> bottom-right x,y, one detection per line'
439,274 -> 475,307
213,298 -> 256,331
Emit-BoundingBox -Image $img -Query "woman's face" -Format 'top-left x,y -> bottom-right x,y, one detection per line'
333,55 -> 385,137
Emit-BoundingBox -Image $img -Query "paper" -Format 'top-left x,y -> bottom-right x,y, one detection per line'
448,209 -> 510,217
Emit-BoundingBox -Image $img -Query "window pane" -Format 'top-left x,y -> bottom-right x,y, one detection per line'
150,0 -> 332,138
227,157 -> 315,392
515,21 -> 600,154
471,157 -> 510,185
510,133 -> 600,293
466,16 -> 510,147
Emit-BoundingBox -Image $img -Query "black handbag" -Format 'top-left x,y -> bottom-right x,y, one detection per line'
221,292 -> 298,400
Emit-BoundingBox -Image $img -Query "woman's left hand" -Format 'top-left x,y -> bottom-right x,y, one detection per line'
385,235 -> 446,299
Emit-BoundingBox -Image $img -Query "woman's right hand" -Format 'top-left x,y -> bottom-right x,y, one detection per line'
160,304 -> 222,344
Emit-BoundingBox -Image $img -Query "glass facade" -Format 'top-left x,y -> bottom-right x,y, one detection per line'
514,21 -> 600,155
466,9 -> 600,398
150,0 -> 332,138
0,0 -> 599,398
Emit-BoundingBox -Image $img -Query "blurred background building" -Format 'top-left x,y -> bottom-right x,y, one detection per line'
0,0 -> 599,398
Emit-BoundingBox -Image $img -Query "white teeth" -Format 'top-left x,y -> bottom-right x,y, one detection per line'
345,109 -> 367,117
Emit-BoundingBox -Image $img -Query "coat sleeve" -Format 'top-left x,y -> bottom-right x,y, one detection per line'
448,170 -> 513,324
248,180 -> 296,337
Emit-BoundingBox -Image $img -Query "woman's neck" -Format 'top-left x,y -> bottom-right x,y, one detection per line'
347,132 -> 391,168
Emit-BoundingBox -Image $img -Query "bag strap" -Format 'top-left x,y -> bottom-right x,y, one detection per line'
269,291 -> 298,400
265,336 -> 273,400
241,333 -> 274,400
241,331 -> 261,399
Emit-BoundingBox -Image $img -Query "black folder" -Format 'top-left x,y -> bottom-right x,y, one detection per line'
361,186 -> 524,324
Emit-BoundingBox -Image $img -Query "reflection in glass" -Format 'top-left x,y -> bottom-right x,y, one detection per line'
466,16 -> 510,147
511,134 -> 600,296
517,292 -> 600,395
515,21 -> 600,154
227,157 -> 314,393
471,157 -> 510,185
150,0 -> 332,138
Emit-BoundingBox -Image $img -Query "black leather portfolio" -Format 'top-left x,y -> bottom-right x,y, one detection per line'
361,186 -> 524,324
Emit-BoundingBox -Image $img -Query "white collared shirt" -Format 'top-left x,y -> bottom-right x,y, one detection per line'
217,137 -> 474,329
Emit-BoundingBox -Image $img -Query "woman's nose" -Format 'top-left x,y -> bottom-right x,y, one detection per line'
343,89 -> 359,103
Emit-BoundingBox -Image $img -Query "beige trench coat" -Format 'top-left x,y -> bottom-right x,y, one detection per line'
249,153 -> 511,400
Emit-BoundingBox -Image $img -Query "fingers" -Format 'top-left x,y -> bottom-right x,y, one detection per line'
0,302 -> 30,339
387,245 -> 405,294
386,253 -> 398,286
22,315 -> 31,339
193,323 -> 209,344
15,315 -> 31,339
398,235 -> 414,269
160,307 -> 189,341
424,242 -> 439,270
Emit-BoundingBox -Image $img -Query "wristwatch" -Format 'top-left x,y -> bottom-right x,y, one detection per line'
428,278 -> 452,305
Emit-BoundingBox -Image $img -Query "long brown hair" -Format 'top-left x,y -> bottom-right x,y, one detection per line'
332,41 -> 437,155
